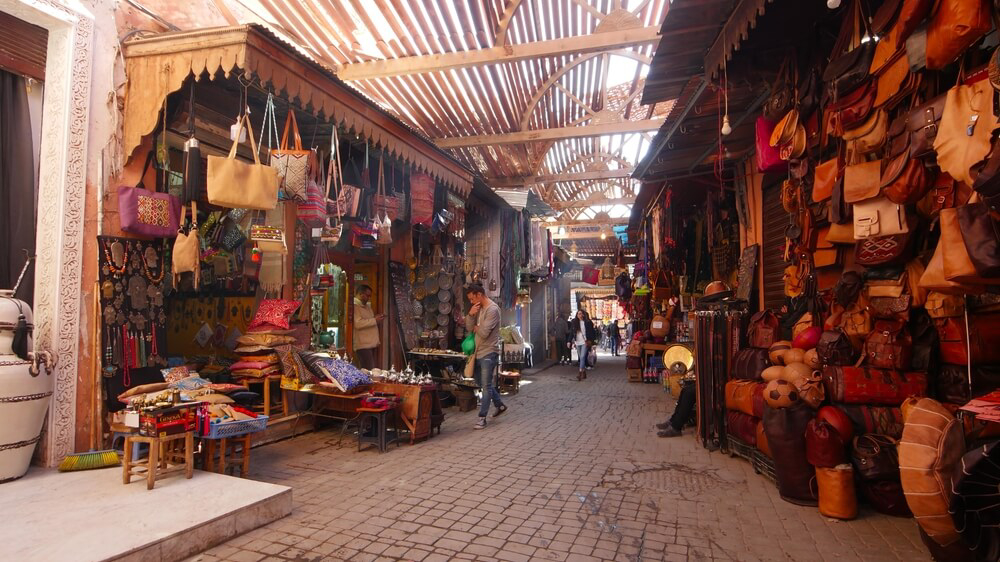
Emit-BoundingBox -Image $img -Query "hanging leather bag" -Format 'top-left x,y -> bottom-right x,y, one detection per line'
855,229 -> 914,267
956,201 -> 1000,278
818,329 -> 860,366
917,172 -> 971,218
881,150 -> 930,204
823,0 -> 877,99
854,196 -> 909,239
925,0 -> 992,70
935,312 -> 1000,364
844,159 -> 883,204
940,206 -> 1000,284
897,0 -> 935,42
207,115 -> 280,210
906,93 -> 947,158
843,108 -> 889,159
172,202 -> 200,290
763,57 -> 795,121
933,77 -> 999,185
749,310 -> 781,349
852,433 -> 901,481
756,117 -> 788,173
925,291 -> 965,318
864,318 -> 913,370
812,157 -> 842,203
842,300 -> 873,348
270,110 -> 311,202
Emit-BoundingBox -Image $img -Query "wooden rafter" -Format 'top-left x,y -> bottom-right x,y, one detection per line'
494,0 -> 525,47
546,217 -> 629,227
434,119 -> 663,148
550,197 -> 635,209
337,26 -> 660,80
487,167 -> 634,186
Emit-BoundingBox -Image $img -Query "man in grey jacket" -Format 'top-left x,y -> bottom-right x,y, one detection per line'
465,283 -> 507,429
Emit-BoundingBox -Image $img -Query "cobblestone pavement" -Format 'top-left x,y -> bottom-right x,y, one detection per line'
193,356 -> 929,562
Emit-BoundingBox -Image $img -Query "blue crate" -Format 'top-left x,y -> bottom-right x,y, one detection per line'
203,415 -> 268,439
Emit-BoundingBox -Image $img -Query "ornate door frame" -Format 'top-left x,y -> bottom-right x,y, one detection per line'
0,0 -> 93,466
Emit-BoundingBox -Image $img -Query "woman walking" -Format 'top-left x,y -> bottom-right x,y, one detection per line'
570,310 -> 597,381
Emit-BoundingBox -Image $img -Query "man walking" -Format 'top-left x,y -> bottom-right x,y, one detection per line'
465,283 -> 507,429
554,314 -> 569,365
609,319 -> 621,356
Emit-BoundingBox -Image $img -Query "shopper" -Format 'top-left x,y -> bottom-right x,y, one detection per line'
554,313 -> 569,365
465,283 -> 506,429
610,319 -> 621,356
352,285 -> 382,370
570,310 -> 597,381
655,380 -> 696,437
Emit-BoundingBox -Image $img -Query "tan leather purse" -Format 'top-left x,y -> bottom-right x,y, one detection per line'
925,291 -> 965,318
873,42 -> 911,109
825,222 -> 856,245
918,233 -> 984,294
933,78 -> 998,185
925,0 -> 992,70
880,150 -> 929,204
844,160 -> 883,203
843,109 -> 888,159
940,206 -> 1000,284
172,202 -> 200,290
854,196 -> 908,239
813,158 -> 842,203
817,464 -> 858,520
207,114 -> 280,210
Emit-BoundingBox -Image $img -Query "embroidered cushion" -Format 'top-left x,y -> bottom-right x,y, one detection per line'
248,299 -> 301,331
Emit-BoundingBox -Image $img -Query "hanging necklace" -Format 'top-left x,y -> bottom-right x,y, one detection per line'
141,245 -> 165,283
102,240 -> 129,277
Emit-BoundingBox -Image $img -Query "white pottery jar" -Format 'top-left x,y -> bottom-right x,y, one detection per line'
0,290 -> 51,483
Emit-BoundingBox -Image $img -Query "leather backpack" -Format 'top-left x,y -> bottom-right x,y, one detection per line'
817,329 -> 859,366
748,310 -> 780,349
864,318 -> 913,370
731,348 -> 771,380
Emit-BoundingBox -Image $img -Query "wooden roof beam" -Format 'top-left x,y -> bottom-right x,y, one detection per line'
550,197 -> 635,209
545,218 -> 630,227
337,26 -> 660,80
434,119 -> 663,148
487,167 -> 635,186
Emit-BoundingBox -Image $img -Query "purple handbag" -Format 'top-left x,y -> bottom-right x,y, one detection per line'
118,153 -> 181,238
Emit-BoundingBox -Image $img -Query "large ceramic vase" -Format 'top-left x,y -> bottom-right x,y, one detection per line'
0,290 -> 50,483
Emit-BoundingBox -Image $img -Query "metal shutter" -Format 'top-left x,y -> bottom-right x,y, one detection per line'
0,12 -> 47,81
761,181 -> 787,312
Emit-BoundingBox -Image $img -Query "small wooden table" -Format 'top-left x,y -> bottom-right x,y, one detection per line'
123,431 -> 194,490
202,434 -> 252,477
373,382 -> 443,443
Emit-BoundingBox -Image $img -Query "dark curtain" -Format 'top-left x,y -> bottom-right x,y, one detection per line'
0,69 -> 36,304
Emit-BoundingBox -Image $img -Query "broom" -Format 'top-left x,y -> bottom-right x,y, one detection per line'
59,285 -> 120,472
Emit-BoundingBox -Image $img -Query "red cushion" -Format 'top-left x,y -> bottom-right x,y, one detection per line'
248,299 -> 300,331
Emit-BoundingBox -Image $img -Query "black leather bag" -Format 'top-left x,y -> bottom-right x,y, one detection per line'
817,329 -> 859,366
764,403 -> 819,505
851,434 -> 900,481
731,348 -> 771,380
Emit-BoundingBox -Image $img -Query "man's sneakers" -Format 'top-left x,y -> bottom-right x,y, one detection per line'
655,421 -> 671,430
493,404 -> 507,418
474,417 -> 487,430
657,426 -> 682,438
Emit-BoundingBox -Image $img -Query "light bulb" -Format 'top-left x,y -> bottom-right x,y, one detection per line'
721,115 -> 732,136
827,0 -> 841,8
601,231 -> 607,240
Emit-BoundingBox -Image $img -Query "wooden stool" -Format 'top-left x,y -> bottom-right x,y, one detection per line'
357,406 -> 401,453
202,434 -> 252,477
497,372 -> 521,394
123,431 -> 194,490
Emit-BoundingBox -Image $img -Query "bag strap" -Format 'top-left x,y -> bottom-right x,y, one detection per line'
229,114 -> 263,165
279,110 -> 303,151
135,150 -> 156,191
377,151 -> 385,198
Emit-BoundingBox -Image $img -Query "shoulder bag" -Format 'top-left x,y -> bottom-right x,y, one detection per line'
828,79 -> 877,136
844,159 -> 883,204
881,151 -> 930,204
172,202 -> 200,290
956,200 -> 1000,278
843,108 -> 889,159
906,93 -> 947,159
864,318 -> 913,370
749,310 -> 781,349
852,434 -> 901,481
118,151 -> 181,238
207,114 -> 279,210
374,154 -> 401,222
296,151 -> 329,228
756,117 -> 787,173
854,196 -> 908,239
813,157 -> 842,203
896,0 -> 935,43
940,206 -> 1000,284
763,57 -> 795,121
855,229 -> 914,267
933,77 -> 998,185
270,110 -> 311,202
925,0 -> 992,70
823,0 -> 877,99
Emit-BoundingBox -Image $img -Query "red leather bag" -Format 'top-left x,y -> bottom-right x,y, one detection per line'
925,0 -> 992,70
730,348 -> 771,380
822,366 -> 927,405
748,310 -> 780,349
864,318 -> 913,370
756,117 -> 788,173
726,411 -> 759,446
934,312 -> 1000,365
806,418 -> 847,468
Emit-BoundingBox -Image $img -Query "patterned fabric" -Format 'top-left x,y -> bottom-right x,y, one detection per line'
230,361 -> 277,371
236,333 -> 297,346
299,352 -> 371,392
248,299 -> 300,330
231,365 -> 282,378
161,366 -> 191,384
137,194 -> 170,227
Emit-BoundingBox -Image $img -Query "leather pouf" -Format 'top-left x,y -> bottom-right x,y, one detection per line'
918,527 -> 975,562
756,420 -> 771,457
899,398 -> 966,546
950,441 -> 1000,560
726,411 -> 758,446
816,464 -> 858,520
763,402 -> 818,505
817,405 -> 855,443
769,340 -> 793,365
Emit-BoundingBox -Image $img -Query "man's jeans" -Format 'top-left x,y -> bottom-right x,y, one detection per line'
476,352 -> 504,418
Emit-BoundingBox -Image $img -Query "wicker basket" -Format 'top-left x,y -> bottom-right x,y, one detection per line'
203,415 -> 269,439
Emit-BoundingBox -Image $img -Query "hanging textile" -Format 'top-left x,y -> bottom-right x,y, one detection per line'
0,70 -> 35,303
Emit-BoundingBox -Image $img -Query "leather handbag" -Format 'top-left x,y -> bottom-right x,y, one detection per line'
881,150 -> 930,204
812,227 -> 839,267
816,465 -> 859,520
172,202 -> 200,290
817,329 -> 859,366
756,117 -> 787,173
270,111 -> 311,202
972,133 -> 1000,210
933,79 -> 999,185
957,202 -> 1000,278
861,479 -> 913,517
925,0 -> 992,70
822,366 -> 927,405
764,57 -> 795,121
917,172 -> 971,219
938,363 -> 1000,404
919,232 -> 984,295
940,206 -> 996,284
874,48 -> 912,109
806,419 -> 847,468
823,0 -> 877,99
207,115 -> 280,210
118,152 -> 181,239
864,318 -> 913,370
855,230 -> 913,267
897,0 -> 935,42
749,310 -> 780,349
843,108 -> 888,158
374,154 -> 401,222
852,433 -> 901,481
842,300 -> 873,347
812,157 -> 841,203
763,403 -> 819,505
854,196 -> 908,239
296,153 -> 328,228
907,93 -> 947,158
825,221 -> 856,245
925,291 -> 965,318
834,271 -> 865,307
899,398 -> 966,547
935,312 -> 1000,364
844,159 -> 883,203
798,371 -> 827,409
829,80 -> 878,135
731,347 -> 771,380
836,403 -> 905,439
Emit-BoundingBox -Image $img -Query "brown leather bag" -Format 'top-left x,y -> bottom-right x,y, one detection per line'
916,172 -> 971,218
749,310 -> 781,349
843,109 -> 888,158
935,312 -> 1000,365
817,329 -> 859,366
829,80 -> 878,135
842,300 -> 873,348
844,159 -> 883,203
812,157 -> 841,203
906,93 -> 947,158
925,0 -> 992,70
806,419 -> 847,467
823,0 -> 877,98
864,318 -> 913,370
925,291 -> 965,318
897,0 -> 935,42
957,201 -> 1000,278
798,371 -> 827,409
854,196 -> 909,239
852,434 -> 901,481
940,206 -> 1000,284
875,49 -> 912,109
881,151 -> 929,204
731,347 -> 771,380
816,465 -> 859,520
919,233 -> 985,294
933,79 -> 999,185
763,403 -> 819,505
868,294 -> 912,319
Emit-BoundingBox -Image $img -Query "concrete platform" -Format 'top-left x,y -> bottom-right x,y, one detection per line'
0,466 -> 292,562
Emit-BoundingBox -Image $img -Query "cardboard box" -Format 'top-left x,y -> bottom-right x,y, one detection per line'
626,369 -> 642,383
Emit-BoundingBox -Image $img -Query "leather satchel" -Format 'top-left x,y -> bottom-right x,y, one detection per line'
829,80 -> 878,136
916,172 -> 971,218
852,434 -> 901,481
823,0 -> 877,99
906,93 -> 947,158
935,312 -> 1000,365
172,202 -> 200,290
957,202 -> 1000,278
844,159 -> 883,204
731,347 -> 771,380
763,403 -> 819,505
843,108 -> 888,159
897,0 -> 935,42
207,115 -> 280,210
868,294 -> 912,319
925,0 -> 992,70
812,157 -> 841,203
842,300 -> 873,348
925,291 -> 965,318
864,318 -> 913,370
816,465 -> 859,520
933,79 -> 999,185
806,419 -> 847,468
822,366 -> 927,405
855,230 -> 913,267
749,310 -> 780,349
763,58 -> 795,121
798,371 -> 827,409
817,329 -> 860,366
854,196 -> 908,239
881,150 -> 929,204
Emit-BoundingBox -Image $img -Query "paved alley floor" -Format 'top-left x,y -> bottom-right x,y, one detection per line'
194,355 -> 929,562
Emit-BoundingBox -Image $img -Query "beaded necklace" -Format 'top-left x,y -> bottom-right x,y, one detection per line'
102,240 -> 128,276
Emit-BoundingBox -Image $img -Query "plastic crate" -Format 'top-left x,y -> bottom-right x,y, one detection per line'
203,415 -> 269,439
